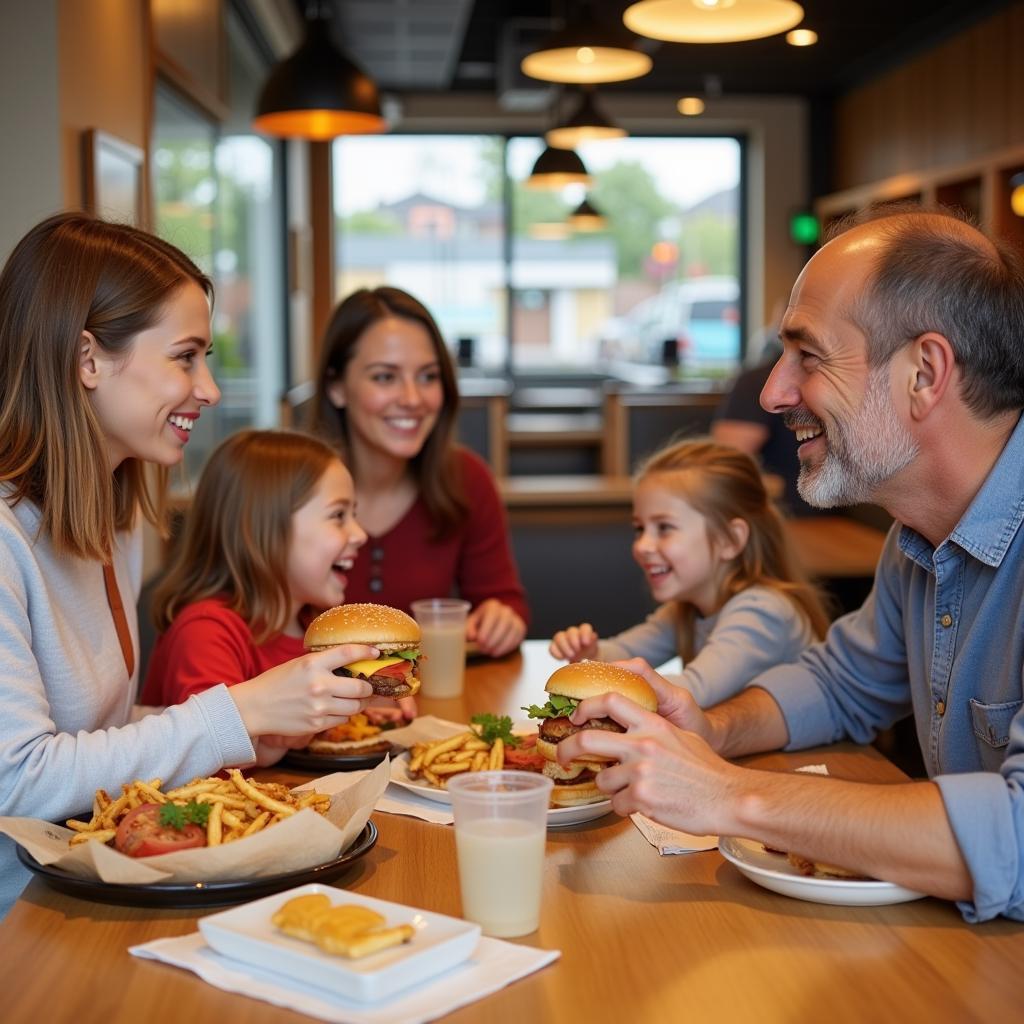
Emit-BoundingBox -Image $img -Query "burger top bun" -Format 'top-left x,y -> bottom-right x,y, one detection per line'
304,603 -> 421,654
545,660 -> 657,713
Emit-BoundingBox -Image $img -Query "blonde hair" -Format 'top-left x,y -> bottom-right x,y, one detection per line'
636,438 -> 831,660
152,429 -> 342,643
0,213 -> 211,560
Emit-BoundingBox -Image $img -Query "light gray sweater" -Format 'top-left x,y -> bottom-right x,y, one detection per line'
597,585 -> 816,707
0,491 -> 255,917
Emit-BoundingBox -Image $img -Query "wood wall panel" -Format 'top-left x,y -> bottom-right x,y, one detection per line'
833,4 -> 1024,192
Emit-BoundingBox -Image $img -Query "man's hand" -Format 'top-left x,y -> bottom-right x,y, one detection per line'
557,697 -> 743,836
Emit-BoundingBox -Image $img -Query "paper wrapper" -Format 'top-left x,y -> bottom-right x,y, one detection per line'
0,758 -> 390,886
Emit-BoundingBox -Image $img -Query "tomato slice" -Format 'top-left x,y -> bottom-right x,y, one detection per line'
114,803 -> 207,858
504,734 -> 545,772
374,662 -> 412,679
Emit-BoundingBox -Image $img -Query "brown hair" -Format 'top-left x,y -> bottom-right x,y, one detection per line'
0,212 -> 212,560
152,429 -> 342,643
636,438 -> 831,660
311,286 -> 468,537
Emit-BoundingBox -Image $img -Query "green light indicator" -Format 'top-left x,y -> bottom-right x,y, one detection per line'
790,211 -> 820,245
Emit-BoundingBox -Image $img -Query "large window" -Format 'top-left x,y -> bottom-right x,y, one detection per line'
151,15 -> 285,479
334,134 -> 741,377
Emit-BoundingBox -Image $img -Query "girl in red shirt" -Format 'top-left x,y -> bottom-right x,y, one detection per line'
142,429 -> 411,729
311,287 -> 528,656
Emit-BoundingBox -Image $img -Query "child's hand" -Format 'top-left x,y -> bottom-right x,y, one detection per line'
549,623 -> 599,662
364,696 -> 417,724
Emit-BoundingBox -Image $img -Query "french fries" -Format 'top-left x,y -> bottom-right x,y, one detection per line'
406,728 -> 506,789
65,774 -> 330,850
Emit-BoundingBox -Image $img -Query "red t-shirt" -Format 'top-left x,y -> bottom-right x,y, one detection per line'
344,448 -> 529,624
140,598 -> 305,706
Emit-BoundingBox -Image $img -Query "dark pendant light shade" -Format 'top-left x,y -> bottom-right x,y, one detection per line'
546,88 -> 626,149
525,145 -> 592,189
253,9 -> 385,140
569,195 -> 607,231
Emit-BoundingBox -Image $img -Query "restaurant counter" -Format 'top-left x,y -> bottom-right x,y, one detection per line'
2,643 -> 1019,1022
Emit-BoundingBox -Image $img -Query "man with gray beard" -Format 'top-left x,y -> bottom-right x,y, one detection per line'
558,205 -> 1024,922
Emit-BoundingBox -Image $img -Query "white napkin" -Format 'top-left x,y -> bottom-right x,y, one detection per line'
130,931 -> 559,1024
375,788 -> 454,826
631,763 -> 830,855
630,814 -> 717,856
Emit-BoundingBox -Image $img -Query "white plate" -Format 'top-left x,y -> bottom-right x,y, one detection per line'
718,837 -> 927,907
389,753 -> 613,828
199,883 -> 481,1003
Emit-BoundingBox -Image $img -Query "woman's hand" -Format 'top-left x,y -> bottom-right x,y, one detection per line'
252,732 -> 317,767
230,644 -> 377,739
549,622 -> 599,662
466,599 -> 526,657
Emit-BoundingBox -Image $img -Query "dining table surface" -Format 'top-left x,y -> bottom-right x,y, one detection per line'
1,641 -> 1020,1024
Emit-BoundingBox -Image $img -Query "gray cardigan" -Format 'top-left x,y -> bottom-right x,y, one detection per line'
597,585 -> 815,707
0,491 -> 255,917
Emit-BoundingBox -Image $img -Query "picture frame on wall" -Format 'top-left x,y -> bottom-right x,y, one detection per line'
82,129 -> 145,226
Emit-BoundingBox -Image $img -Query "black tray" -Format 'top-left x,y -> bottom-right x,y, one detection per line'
17,820 -> 377,908
279,743 -> 395,773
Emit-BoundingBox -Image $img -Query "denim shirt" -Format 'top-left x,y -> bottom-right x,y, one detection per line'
753,413 -> 1024,922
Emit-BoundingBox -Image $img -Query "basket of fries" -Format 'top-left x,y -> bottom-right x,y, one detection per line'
0,759 -> 391,888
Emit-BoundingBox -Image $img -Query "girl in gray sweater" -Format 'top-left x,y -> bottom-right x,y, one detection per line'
550,439 -> 830,706
0,215 -> 377,917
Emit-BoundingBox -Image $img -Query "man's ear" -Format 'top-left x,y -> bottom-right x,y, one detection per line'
907,332 -> 955,421
720,517 -> 750,561
326,377 -> 346,409
78,330 -> 101,390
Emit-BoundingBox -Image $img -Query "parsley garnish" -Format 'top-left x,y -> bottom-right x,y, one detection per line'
470,713 -> 521,747
159,799 -> 211,830
521,695 -> 580,719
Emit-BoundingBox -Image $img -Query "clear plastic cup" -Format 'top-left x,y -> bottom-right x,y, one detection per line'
410,598 -> 471,698
447,770 -> 553,937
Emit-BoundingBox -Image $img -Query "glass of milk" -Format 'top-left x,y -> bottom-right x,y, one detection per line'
447,770 -> 553,937
410,598 -> 471,698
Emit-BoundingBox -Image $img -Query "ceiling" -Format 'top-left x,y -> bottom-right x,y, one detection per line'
279,0 -> 1016,101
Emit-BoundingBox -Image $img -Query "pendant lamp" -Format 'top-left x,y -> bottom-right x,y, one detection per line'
253,3 -> 385,140
525,145 -> 592,190
568,196 -> 607,232
546,89 -> 626,149
522,3 -> 652,84
623,0 -> 804,44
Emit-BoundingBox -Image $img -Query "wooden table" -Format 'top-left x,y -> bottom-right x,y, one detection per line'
2,643 -> 1019,1023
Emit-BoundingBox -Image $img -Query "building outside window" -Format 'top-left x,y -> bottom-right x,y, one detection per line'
334,133 -> 741,378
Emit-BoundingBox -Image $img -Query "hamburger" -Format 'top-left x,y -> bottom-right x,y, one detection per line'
304,603 -> 421,698
524,661 -> 657,807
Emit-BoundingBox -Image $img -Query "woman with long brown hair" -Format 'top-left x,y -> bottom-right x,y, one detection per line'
549,438 -> 830,706
313,286 -> 528,657
0,214 -> 376,917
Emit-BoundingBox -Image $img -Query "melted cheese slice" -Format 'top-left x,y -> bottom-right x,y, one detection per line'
344,656 -> 406,678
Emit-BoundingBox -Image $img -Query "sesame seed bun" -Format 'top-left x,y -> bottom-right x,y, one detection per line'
304,603 -> 420,653
545,661 -> 657,712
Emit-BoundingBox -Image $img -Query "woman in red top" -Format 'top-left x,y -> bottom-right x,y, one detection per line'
312,287 -> 528,657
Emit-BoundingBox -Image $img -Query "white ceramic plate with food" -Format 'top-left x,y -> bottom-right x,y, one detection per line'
198,883 -> 481,1002
718,836 -> 927,907
389,753 -> 613,827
